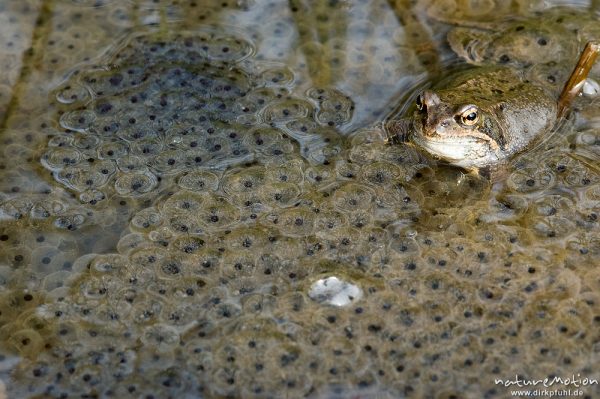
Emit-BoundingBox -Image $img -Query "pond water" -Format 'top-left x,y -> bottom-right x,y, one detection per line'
0,0 -> 599,398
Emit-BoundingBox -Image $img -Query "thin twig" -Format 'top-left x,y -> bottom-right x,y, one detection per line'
557,41 -> 600,118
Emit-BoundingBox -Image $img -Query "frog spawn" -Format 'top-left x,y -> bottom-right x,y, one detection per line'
3,2 -> 600,399
439,6 -> 600,101
9,124 -> 600,397
43,30 -> 353,203
0,0 -> 424,168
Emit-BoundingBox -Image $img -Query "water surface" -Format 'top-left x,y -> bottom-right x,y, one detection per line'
0,0 -> 599,398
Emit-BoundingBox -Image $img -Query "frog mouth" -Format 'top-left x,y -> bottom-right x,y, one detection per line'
415,136 -> 483,160
414,123 -> 499,150
411,125 -> 494,162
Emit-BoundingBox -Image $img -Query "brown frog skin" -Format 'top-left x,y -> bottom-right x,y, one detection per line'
386,66 -> 558,170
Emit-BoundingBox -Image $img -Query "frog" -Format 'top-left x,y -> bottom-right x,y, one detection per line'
385,6 -> 600,173
385,66 -> 558,171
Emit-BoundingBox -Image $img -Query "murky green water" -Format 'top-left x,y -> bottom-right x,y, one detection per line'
0,0 -> 599,398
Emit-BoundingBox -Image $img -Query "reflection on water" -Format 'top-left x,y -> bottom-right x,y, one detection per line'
0,0 -> 599,398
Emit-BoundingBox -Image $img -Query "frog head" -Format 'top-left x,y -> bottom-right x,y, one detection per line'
410,89 -> 504,168
406,67 -> 557,169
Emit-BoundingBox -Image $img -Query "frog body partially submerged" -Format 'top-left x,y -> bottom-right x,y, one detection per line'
388,66 -> 557,169
387,6 -> 599,171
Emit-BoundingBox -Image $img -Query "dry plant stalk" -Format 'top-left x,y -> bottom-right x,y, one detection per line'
558,41 -> 600,117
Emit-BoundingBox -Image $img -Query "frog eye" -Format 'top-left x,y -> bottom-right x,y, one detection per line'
459,106 -> 479,126
416,95 -> 425,112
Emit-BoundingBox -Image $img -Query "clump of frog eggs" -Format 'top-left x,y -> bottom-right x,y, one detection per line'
0,0 -> 265,150
42,29 -> 354,204
8,134 -> 600,397
2,8 -> 600,399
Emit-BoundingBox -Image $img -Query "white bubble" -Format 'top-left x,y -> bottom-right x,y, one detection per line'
308,276 -> 363,307
583,78 -> 600,97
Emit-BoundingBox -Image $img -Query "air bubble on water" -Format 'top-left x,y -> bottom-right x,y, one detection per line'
308,276 -> 363,307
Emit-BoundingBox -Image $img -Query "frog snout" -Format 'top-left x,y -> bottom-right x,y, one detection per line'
433,119 -> 452,135
423,114 -> 452,136
419,90 -> 454,135
421,90 -> 441,107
